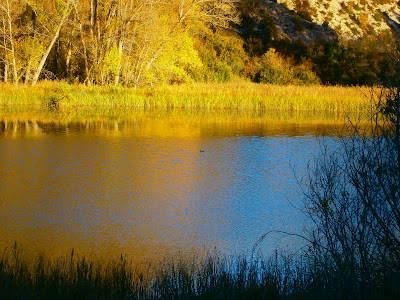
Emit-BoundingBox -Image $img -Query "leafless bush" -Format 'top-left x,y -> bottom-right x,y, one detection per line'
304,87 -> 400,298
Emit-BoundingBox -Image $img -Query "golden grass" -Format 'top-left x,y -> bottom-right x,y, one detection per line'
0,81 -> 374,113
154,82 -> 373,112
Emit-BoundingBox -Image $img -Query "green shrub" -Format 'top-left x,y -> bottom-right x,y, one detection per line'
193,29 -> 247,82
256,68 -> 284,84
249,49 -> 320,85
293,68 -> 321,85
373,11 -> 383,22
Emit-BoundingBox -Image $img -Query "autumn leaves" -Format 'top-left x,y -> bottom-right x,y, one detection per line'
0,0 -> 238,87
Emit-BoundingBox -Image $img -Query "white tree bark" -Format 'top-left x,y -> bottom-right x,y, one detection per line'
31,0 -> 73,85
0,0 -> 19,84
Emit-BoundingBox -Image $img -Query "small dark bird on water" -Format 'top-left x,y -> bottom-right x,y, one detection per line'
200,150 -> 205,153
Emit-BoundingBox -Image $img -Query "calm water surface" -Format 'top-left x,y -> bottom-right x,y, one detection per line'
0,111 -> 342,261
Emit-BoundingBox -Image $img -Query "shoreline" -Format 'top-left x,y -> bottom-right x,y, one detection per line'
1,244 -> 397,299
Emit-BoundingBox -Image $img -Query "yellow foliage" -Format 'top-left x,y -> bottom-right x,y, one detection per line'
359,13 -> 369,27
262,48 -> 290,70
153,32 -> 203,84
103,45 -> 122,78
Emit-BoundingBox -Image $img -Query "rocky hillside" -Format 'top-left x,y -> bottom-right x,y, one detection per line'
235,1 -> 400,86
260,1 -> 338,43
238,1 -> 400,44
275,0 -> 400,40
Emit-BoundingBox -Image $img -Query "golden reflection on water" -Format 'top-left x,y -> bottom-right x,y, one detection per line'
0,108 -> 359,263
0,107 -> 357,138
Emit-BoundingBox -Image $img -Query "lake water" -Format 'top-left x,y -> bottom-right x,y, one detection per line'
0,110 -> 343,262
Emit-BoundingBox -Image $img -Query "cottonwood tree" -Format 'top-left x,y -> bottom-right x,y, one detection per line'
71,0 -> 238,87
0,0 -> 239,86
0,0 -> 73,85
28,0 -> 73,85
140,0 -> 239,81
71,0 -> 155,85
0,0 -> 23,84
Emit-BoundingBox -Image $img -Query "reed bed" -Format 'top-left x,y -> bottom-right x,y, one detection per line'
1,244 -> 398,299
0,244 -> 322,299
0,81 -> 372,113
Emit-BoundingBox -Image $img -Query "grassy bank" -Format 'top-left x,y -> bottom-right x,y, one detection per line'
0,244 -> 300,300
0,81 -> 372,112
1,244 -> 399,300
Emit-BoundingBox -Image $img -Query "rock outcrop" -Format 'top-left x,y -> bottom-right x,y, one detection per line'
276,0 -> 400,40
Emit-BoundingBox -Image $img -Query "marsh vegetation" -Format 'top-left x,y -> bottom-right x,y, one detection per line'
0,81 -> 371,112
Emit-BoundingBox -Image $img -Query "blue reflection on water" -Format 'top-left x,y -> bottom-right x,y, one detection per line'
0,120 -> 339,259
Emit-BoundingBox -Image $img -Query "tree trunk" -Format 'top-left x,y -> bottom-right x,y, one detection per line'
4,63 -> 8,82
31,0 -> 72,86
65,40 -> 72,79
72,2 -> 91,85
114,39 -> 123,86
1,17 -> 8,82
24,64 -> 31,83
5,0 -> 18,84
90,0 -> 99,83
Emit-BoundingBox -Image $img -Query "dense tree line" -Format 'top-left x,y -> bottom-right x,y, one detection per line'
1,0 -> 399,87
0,0 -> 238,86
275,34 -> 400,86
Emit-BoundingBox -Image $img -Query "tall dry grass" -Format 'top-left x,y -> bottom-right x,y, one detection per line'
1,243 -> 398,299
0,243 -> 318,299
0,81 -> 372,112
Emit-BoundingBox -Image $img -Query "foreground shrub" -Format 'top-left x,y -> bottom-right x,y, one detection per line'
0,244 -> 318,299
304,86 -> 400,298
